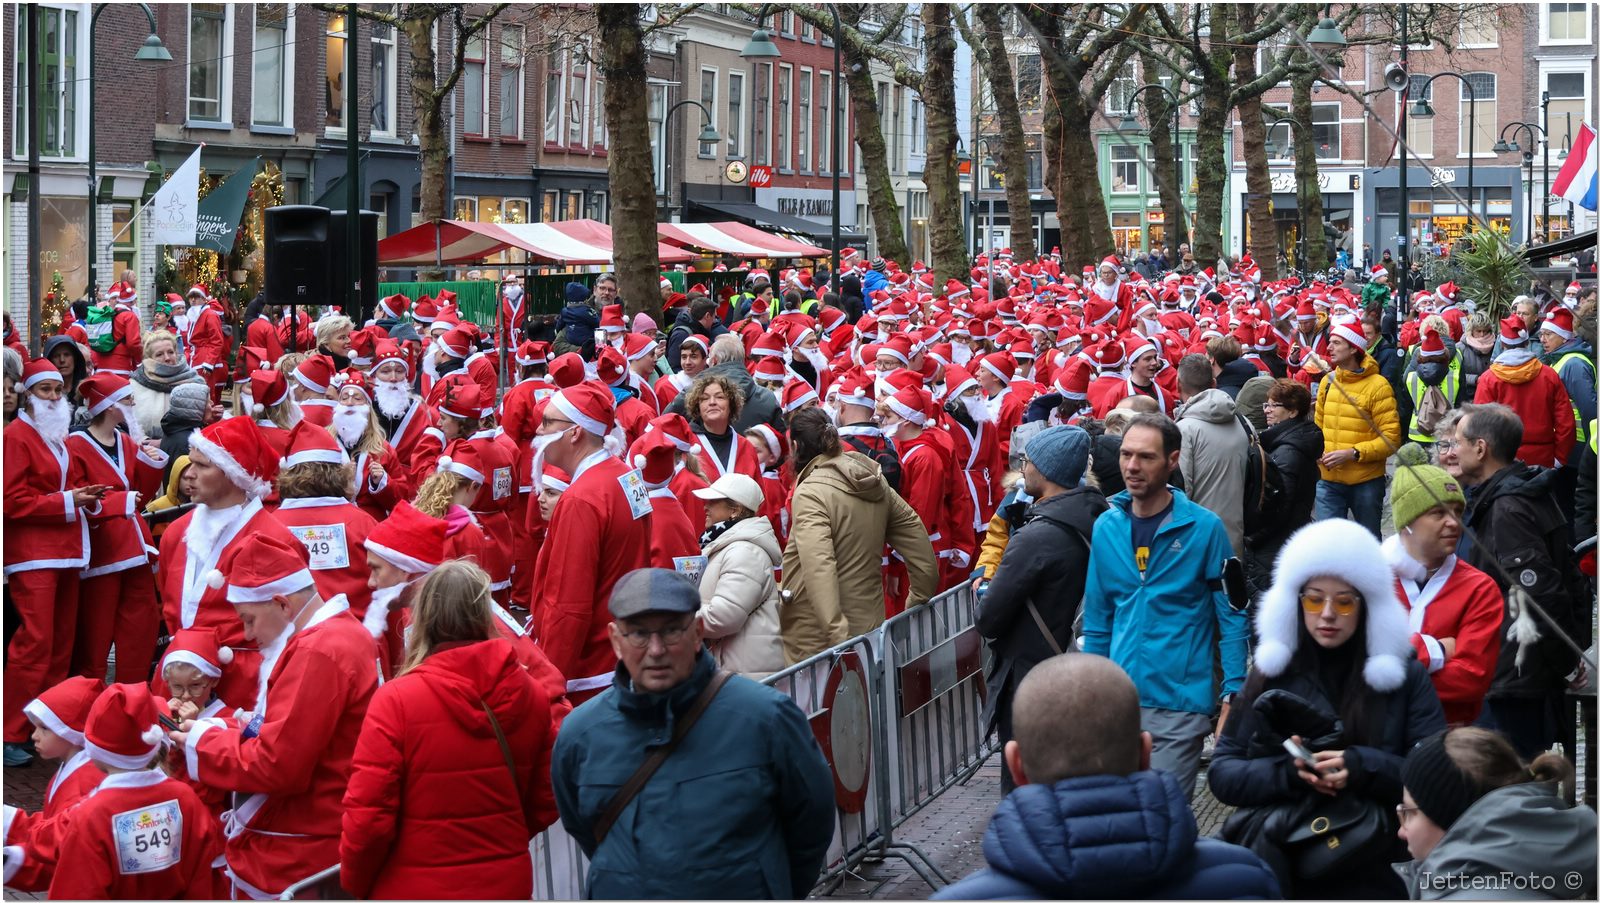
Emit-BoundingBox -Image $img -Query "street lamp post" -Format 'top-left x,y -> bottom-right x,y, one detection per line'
1495,121 -> 1546,246
87,3 -> 171,300
1540,92 -> 1553,244
662,100 -> 723,218
955,135 -> 1003,290
1264,119 -> 1304,269
1120,83 -> 1183,261
1408,72 -> 1475,235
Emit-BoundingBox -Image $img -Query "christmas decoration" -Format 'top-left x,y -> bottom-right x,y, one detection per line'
41,270 -> 67,336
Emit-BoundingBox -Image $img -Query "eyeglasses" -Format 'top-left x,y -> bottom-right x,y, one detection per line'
1435,440 -> 1458,452
539,416 -> 576,431
1395,804 -> 1421,823
618,621 -> 695,649
1263,401 -> 1285,411
1300,590 -> 1361,617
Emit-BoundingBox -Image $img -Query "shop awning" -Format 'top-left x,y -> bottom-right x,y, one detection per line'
657,221 -> 830,258
376,220 -> 521,266
687,200 -> 862,245
497,220 -> 697,265
1528,229 -> 1597,263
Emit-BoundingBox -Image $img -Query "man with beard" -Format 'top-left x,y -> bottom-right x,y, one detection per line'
156,416 -> 296,712
942,365 -> 1004,542
368,341 -> 435,471
3,361 -> 108,766
1091,257 -> 1135,311
170,531 -> 377,900
331,375 -> 406,521
65,374 -> 168,687
273,421 -> 375,619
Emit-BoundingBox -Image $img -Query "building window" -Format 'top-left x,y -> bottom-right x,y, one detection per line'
111,202 -> 137,277
189,3 -> 229,122
1461,72 -> 1495,155
497,25 -> 523,138
1543,2 -> 1591,43
252,5 -> 291,127
463,31 -> 487,135
777,64 -> 793,169
1266,118 -> 1293,160
1015,53 -> 1041,110
371,8 -> 397,137
877,82 -> 890,167
797,68 -> 811,170
1105,62 -> 1137,116
1110,144 -> 1141,193
1546,71 -> 1587,151
699,68 -> 719,158
568,51 -> 588,146
592,72 -> 607,149
370,192 -> 389,237
453,197 -> 477,220
910,96 -> 923,156
727,71 -> 745,158
12,5 -> 82,158
649,83 -> 667,193
586,192 -> 606,222
1458,5 -> 1497,46
563,191 -> 582,221
544,49 -> 565,143
540,190 -> 557,222
324,12 -> 347,130
891,86 -> 904,167
1409,77 -> 1434,157
754,62 -> 772,165
1026,134 -> 1043,186
817,71 -> 830,172
1311,103 -> 1340,161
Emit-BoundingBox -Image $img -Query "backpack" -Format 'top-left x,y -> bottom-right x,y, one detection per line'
1415,384 -> 1451,437
842,433 -> 902,493
1236,413 -> 1286,538
85,306 -> 118,352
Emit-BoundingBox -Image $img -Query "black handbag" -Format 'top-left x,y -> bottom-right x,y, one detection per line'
1282,792 -> 1390,881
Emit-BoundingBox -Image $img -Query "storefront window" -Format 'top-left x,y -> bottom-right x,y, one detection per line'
1111,211 -> 1142,254
40,196 -> 89,301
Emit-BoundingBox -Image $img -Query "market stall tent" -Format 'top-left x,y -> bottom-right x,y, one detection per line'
656,222 -> 829,259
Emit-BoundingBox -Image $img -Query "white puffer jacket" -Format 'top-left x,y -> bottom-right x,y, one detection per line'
698,515 -> 785,678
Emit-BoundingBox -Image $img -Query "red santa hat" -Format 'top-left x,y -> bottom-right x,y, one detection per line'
1056,359 -> 1092,401
537,462 -> 573,493
548,383 -> 616,437
979,351 -> 1017,384
372,340 -> 408,375
187,283 -> 211,300
437,439 -> 487,484
438,380 -> 484,421
1093,341 -> 1127,372
347,329 -> 377,367
160,628 -> 234,681
548,352 -> 587,389
515,340 -> 554,367
680,334 -> 712,360
879,334 -> 914,367
595,346 -> 629,386
780,379 -> 819,414
189,417 -> 277,498
1329,316 -> 1368,351
835,372 -> 877,409
1417,329 -> 1448,360
1125,336 -> 1159,363
748,422 -> 787,463
1253,324 -> 1278,353
1539,307 -> 1575,341
377,293 -> 410,320
751,330 -> 788,361
885,386 -> 932,427
753,355 -> 788,382
643,413 -> 701,455
628,431 -> 678,488
23,675 -> 102,747
78,372 -> 133,419
332,368 -> 370,401
210,530 -> 312,604
600,304 -> 627,333
412,297 -> 439,324
620,332 -> 657,363
281,419 -> 349,469
944,364 -> 980,398
293,354 -> 337,396
1499,315 -> 1529,347
21,358 -> 63,390
437,327 -> 473,360
83,683 -> 168,770
364,500 -> 446,575
248,370 -> 289,416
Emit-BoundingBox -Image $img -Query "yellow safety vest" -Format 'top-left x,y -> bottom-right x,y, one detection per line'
1553,351 -> 1594,444
1404,356 -> 1460,444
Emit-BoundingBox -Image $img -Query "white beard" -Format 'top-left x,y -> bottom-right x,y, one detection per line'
422,352 -> 441,382
30,396 -> 71,446
252,621 -> 296,720
800,347 -> 827,372
363,583 -> 406,639
333,404 -> 371,449
1092,279 -> 1121,302
825,402 -> 842,426
962,393 -> 996,425
373,380 -> 412,421
173,314 -> 190,332
119,404 -> 146,445
951,343 -> 973,366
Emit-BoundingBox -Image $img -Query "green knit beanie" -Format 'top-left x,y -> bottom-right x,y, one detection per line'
1390,443 -> 1465,530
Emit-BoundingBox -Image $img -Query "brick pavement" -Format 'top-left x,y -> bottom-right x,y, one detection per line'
3,753 -> 49,901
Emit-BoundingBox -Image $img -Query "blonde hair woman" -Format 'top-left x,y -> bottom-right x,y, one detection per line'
130,328 -> 201,439
339,560 -> 556,899
316,314 -> 355,369
411,444 -> 492,567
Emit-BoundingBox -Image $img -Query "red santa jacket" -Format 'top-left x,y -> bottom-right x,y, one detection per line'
653,371 -> 694,411
339,640 -> 555,900
757,466 -> 791,550
186,302 -> 228,372
90,307 -> 143,375
182,598 -> 377,899
3,414 -> 90,576
274,497 -> 377,619
1387,540 -> 1505,725
157,499 -> 298,710
897,431 -> 953,564
990,387 -> 1027,459
352,443 -> 408,523
241,316 -> 285,375
1,750 -> 103,891
948,414 -> 1004,531
670,464 -> 710,537
1472,356 -> 1577,467
499,378 -> 555,447
531,452 -> 653,702
66,429 -> 165,577
646,489 -> 704,576
409,426 -> 448,492
44,769 -> 224,901
693,427 -> 763,483
466,430 -> 517,593
616,394 -> 655,449
383,395 -> 438,464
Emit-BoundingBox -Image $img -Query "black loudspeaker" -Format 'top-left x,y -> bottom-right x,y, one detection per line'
264,205 -> 331,306
329,209 -> 379,325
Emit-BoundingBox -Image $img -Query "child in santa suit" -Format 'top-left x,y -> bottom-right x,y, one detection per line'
744,423 -> 793,551
158,629 -> 236,819
272,421 -> 377,618
2,676 -> 105,892
41,684 -> 224,899
628,431 -> 704,578
649,413 -> 711,532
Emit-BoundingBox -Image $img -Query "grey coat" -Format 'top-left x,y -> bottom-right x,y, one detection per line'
1176,389 -> 1249,555
1398,782 -> 1596,900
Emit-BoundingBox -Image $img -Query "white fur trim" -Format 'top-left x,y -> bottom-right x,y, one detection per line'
161,649 -> 222,680
439,458 -> 486,484
550,390 -> 609,437
86,384 -> 133,419
84,737 -> 160,770
363,540 -> 438,575
217,645 -> 234,664
283,447 -> 347,468
188,431 -> 271,499
205,568 -> 227,590
228,569 -> 315,604
22,699 -> 84,747
1382,533 -> 1428,583
885,395 -> 927,427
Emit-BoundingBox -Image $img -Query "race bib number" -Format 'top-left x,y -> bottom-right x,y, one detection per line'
493,467 -> 513,501
618,470 -> 651,520
294,524 -> 349,570
672,555 -> 707,584
113,800 -> 183,875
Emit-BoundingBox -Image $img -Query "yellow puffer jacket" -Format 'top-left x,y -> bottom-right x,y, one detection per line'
1314,363 -> 1401,484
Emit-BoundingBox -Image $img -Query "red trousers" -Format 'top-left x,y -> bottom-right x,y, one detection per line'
4,568 -> 80,742
73,568 -> 161,685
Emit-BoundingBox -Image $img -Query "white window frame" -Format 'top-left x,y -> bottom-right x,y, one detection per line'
370,10 -> 398,138
1402,77 -> 1434,159
648,83 -> 667,193
251,4 -> 295,129
1110,144 -> 1141,194
568,51 -> 590,148
188,3 -> 234,125
910,95 -> 923,156
1542,65 -> 1590,153
817,70 -> 831,173
1456,4 -> 1499,48
778,63 -> 793,170
1540,2 -> 1592,44
754,61 -> 773,165
544,47 -> 566,145
1459,72 -> 1497,159
497,23 -> 524,140
797,66 -> 812,171
1104,62 -> 1137,116
592,69 -> 607,150
11,4 -> 90,161
463,27 -> 489,137
696,66 -> 719,158
726,70 -> 745,159
1310,102 -> 1342,163
453,195 -> 479,221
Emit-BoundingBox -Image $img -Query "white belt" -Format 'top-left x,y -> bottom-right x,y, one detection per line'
224,865 -> 275,900
565,672 -> 612,693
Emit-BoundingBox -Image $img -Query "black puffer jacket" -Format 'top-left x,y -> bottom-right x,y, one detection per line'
1462,462 -> 1590,698
1245,416 -> 1323,595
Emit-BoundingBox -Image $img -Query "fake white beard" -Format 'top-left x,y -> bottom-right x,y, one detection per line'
119,404 -> 146,445
1092,279 -> 1120,302
173,314 -> 190,332
825,401 -> 842,426
373,380 -> 412,420
253,620 -> 296,719
422,352 -> 441,382
951,343 -> 974,366
333,404 -> 371,449
30,396 -> 71,446
962,392 -> 996,425
1140,317 -> 1162,336
800,347 -> 827,371
363,583 -> 405,639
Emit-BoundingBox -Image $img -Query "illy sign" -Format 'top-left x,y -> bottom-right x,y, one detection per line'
749,165 -> 774,188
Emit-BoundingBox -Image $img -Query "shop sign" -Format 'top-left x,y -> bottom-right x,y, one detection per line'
1430,169 -> 1458,188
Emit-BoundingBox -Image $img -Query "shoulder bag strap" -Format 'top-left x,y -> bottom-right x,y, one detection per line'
592,669 -> 733,846
482,699 -> 535,833
1025,599 -> 1066,656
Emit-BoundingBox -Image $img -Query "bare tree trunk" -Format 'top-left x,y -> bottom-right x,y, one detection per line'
1138,53 -> 1186,261
1291,62 -> 1328,272
1233,31 -> 1280,280
403,15 -> 448,281
597,6 -> 660,319
973,5 -> 1035,262
1187,6 -> 1233,266
922,4 -> 966,286
1047,93 -> 1114,265
840,41 -> 909,265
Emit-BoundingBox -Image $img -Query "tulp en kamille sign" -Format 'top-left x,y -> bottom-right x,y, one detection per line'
192,157 -> 262,255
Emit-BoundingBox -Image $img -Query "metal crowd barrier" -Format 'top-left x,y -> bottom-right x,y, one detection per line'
285,584 -> 990,901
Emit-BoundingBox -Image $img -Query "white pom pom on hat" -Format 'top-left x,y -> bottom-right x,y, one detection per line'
633,454 -> 647,468
205,569 -> 226,590
438,455 -> 453,467
252,402 -> 265,415
689,443 -> 703,454
140,724 -> 166,746
217,646 -> 235,665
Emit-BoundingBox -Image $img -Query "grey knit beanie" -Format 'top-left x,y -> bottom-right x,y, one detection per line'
167,382 -> 210,423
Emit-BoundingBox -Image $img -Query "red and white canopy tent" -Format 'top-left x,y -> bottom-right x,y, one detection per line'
656,221 -> 829,259
500,219 -> 697,265
377,218 -> 696,266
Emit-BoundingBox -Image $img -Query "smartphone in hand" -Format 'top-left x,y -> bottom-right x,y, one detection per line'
1282,737 -> 1315,763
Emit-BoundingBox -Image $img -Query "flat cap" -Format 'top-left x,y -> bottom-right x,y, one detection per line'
608,568 -> 702,620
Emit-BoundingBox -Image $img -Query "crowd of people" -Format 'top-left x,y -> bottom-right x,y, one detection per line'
0,243 -> 1595,900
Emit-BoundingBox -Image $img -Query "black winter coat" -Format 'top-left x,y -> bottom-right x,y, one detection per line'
976,488 -> 1108,733
664,307 -> 729,371
1462,463 -> 1590,697
1216,358 -> 1259,399
1245,417 -> 1323,595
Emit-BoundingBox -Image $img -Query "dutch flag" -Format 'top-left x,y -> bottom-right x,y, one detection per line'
1552,123 -> 1598,212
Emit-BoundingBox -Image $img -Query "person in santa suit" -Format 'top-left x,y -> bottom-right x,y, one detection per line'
156,628 -> 234,820
1086,340 -> 1133,419
2,676 -> 104,883
879,386 -> 955,597
88,284 -> 143,377
4,361 -> 105,767
531,383 -> 654,705
462,402 -> 517,604
40,684 -> 224,900
687,372 -> 764,482
169,531 -> 377,900
361,501 -> 443,682
1090,257 -> 1136,313
597,345 -> 656,448
243,368 -> 298,457
744,423 -> 793,550
941,365 -> 1005,534
154,415 -> 296,713
500,340 -> 556,447
628,430 -> 705,578
497,274 -> 528,348
1119,337 -> 1176,416
411,373 -> 479,497
523,461 -> 571,611
330,372 -> 407,521
655,333 -> 709,410
976,352 -> 1026,460
290,354 -> 339,428
621,332 -> 663,414
647,413 -> 712,532
185,285 -> 229,404
369,339 -> 436,472
241,299 -> 285,379
65,373 -> 168,685
274,421 -> 376,619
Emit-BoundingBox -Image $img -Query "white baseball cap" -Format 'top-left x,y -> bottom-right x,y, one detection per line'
692,473 -> 765,514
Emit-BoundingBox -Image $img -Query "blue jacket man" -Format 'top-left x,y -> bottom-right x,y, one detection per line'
1080,414 -> 1249,799
551,569 -> 835,900
935,654 -> 1279,900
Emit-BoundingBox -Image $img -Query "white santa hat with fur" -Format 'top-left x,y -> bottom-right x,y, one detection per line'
1255,518 -> 1412,692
